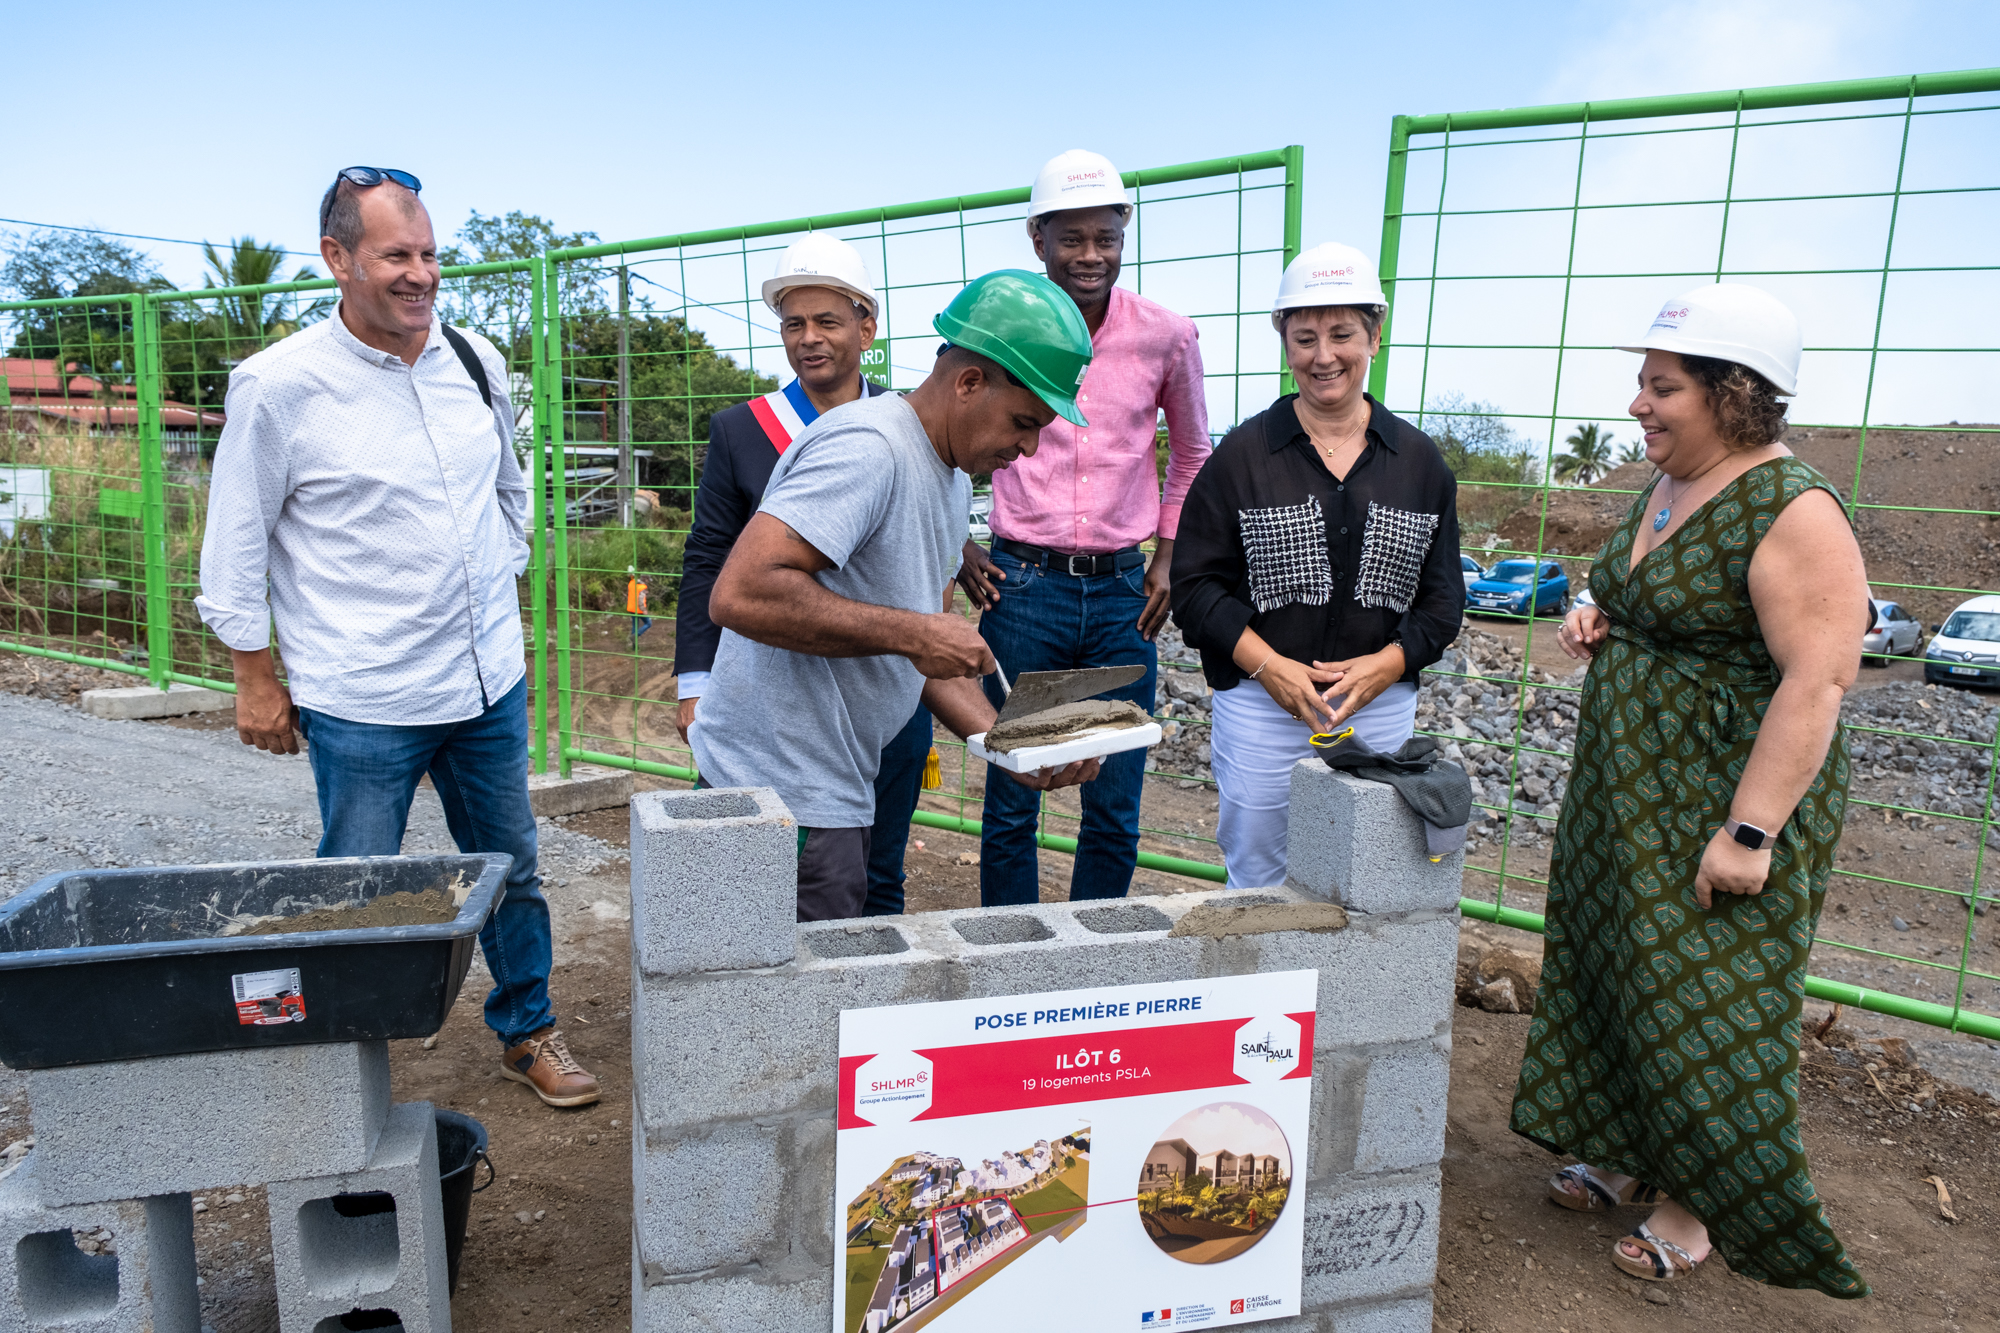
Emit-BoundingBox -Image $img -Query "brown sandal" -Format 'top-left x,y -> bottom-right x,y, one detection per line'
1548,1163 -> 1668,1212
1610,1222 -> 1705,1282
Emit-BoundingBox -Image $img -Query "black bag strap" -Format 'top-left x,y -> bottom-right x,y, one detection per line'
439,322 -> 493,409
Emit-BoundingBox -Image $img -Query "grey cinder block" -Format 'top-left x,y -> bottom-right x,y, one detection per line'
1328,1296 -> 1436,1333
1285,761 -> 1465,913
265,1101 -> 449,1333
0,1154 -> 200,1333
1354,1040 -> 1452,1174
1301,1168 -> 1442,1309
527,762 -> 633,818
26,1042 -> 390,1208
1252,914 -> 1461,1049
636,1118 -> 788,1276
79,682 -> 234,721
633,1266 -> 831,1333
631,787 -> 797,977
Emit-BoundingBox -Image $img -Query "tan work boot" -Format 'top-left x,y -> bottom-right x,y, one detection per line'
500,1028 -> 601,1108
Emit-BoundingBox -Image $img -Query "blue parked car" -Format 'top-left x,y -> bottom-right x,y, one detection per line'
1466,559 -> 1569,618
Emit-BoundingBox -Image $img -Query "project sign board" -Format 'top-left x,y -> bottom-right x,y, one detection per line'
836,970 -> 1317,1333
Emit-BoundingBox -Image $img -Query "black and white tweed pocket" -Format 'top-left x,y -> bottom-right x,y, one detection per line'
1354,502 -> 1439,612
1238,497 -> 1333,613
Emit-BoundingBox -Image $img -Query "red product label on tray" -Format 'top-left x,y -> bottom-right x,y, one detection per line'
232,967 -> 307,1026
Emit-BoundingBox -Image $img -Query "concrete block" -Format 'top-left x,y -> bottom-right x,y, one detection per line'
631,787 -> 796,977
633,1268 -> 830,1333
527,762 -> 633,818
1354,1040 -> 1451,1174
79,682 -> 235,721
265,1101 -> 449,1333
633,949 -> 950,1130
1325,1297 -> 1435,1333
636,1118 -> 788,1276
1285,762 -> 1465,914
1248,914 -> 1461,1049
26,1042 -> 390,1208
1300,1168 -> 1441,1310
0,1154 -> 200,1333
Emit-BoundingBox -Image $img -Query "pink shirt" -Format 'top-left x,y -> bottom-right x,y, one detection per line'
989,285 -> 1209,554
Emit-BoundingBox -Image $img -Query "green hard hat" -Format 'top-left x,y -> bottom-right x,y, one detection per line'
933,269 -> 1092,426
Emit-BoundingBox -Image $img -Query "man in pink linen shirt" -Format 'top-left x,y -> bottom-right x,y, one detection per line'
956,148 -> 1211,906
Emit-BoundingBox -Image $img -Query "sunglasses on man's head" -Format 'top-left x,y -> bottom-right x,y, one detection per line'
320,167 -> 423,234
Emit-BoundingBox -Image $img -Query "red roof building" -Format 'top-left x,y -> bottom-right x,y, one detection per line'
1,357 -> 223,436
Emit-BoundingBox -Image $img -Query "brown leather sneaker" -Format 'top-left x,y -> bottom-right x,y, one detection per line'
500,1028 -> 601,1108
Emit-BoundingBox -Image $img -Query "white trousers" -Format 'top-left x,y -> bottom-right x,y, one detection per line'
1210,679 -> 1419,889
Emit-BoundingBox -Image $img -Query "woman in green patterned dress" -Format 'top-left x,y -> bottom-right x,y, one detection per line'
1510,285 -> 1871,1297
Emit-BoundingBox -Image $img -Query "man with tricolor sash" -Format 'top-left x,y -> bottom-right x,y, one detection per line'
675,234 -> 931,915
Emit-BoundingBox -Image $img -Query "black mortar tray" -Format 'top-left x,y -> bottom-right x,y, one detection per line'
0,854 -> 508,1068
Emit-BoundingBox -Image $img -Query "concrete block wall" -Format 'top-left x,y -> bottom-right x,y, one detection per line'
630,759 -> 1457,1333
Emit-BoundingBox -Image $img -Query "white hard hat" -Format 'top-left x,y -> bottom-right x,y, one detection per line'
1271,242 -> 1389,330
1618,283 -> 1801,396
761,233 -> 879,319
1024,149 -> 1132,236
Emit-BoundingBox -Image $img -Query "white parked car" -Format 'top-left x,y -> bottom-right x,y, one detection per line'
1923,595 -> 2000,688
1460,555 -> 1484,591
969,490 -> 993,545
1862,597 -> 1922,666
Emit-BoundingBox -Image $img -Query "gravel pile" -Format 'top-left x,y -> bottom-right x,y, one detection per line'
1145,623 -> 2000,849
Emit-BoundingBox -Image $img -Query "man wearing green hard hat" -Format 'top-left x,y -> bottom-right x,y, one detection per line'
692,269 -> 1103,920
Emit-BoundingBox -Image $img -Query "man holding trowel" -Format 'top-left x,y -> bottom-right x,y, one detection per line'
692,270 -> 1103,921
675,235 -> 933,918
955,149 -> 1212,906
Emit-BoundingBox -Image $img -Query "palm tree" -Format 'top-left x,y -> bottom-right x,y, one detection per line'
1555,422 -> 1615,485
201,236 -> 328,355
1615,438 -> 1648,465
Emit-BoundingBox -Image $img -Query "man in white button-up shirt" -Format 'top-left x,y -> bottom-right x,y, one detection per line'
197,169 -> 598,1109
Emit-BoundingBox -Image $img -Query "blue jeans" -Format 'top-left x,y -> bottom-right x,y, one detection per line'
864,704 -> 934,917
297,676 -> 554,1046
976,547 -> 1157,905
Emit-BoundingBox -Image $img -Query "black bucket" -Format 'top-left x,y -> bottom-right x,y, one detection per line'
434,1108 -> 493,1296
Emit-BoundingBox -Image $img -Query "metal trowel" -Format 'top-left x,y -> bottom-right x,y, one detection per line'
990,664 -> 1147,725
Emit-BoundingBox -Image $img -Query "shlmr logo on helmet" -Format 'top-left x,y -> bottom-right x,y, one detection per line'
1310,266 -> 1357,280
1066,169 -> 1109,182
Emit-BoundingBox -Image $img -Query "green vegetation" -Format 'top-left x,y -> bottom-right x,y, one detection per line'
843,1245 -> 891,1333
1420,392 -> 1543,536
1138,1175 -> 1291,1232
1010,1171 -> 1087,1235
1555,422 -> 1615,485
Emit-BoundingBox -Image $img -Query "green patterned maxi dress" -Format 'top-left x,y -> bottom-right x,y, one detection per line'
1509,456 -> 1867,1297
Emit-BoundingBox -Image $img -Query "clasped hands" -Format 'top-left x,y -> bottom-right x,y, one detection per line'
1255,644 -> 1406,733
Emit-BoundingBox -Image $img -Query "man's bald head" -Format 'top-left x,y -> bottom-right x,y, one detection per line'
320,178 -> 427,254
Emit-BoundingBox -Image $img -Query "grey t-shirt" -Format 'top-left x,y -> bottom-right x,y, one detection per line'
691,393 -> 971,827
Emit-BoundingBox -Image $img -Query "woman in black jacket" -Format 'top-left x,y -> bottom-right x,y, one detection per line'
1170,242 -> 1462,887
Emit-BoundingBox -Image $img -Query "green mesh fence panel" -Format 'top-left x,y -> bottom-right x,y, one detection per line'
536,150 -> 1303,882
1372,68 -> 2000,1038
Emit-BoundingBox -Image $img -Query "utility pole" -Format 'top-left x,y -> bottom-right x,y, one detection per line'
617,264 -> 633,528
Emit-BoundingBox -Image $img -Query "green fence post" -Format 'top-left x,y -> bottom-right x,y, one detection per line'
1278,144 -> 1307,397
133,294 -> 171,691
544,254 -> 576,780
1368,116 -> 1412,402
528,261 -> 551,775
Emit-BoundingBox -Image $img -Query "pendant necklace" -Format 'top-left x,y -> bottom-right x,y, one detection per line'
1650,455 -> 1726,533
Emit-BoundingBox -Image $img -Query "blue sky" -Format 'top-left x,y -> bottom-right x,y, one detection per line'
5,0 -> 1996,438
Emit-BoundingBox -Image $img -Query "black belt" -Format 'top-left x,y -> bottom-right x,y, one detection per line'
994,537 -> 1145,576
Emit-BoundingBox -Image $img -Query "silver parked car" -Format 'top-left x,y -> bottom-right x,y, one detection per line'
1863,597 -> 1923,666
1460,554 -> 1484,592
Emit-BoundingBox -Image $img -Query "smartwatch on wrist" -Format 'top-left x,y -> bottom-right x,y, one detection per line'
1723,817 -> 1775,851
